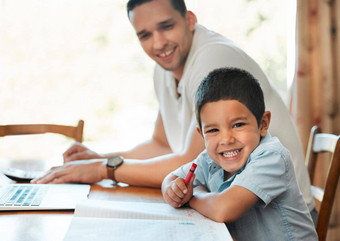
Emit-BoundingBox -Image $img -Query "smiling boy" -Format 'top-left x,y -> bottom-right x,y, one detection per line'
162,67 -> 317,240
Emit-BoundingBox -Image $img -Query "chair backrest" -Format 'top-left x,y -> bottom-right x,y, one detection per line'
305,125 -> 340,241
0,120 -> 84,143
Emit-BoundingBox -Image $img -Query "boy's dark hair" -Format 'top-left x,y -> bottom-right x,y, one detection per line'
127,0 -> 187,17
195,67 -> 265,131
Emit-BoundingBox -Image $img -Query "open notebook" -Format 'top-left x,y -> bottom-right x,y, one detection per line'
0,184 -> 90,211
63,199 -> 232,241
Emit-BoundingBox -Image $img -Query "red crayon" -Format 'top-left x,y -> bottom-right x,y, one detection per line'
184,163 -> 197,185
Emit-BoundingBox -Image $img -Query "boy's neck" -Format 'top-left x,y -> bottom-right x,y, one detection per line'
223,171 -> 230,181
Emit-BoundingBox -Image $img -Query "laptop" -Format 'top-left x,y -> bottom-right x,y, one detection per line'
0,183 -> 90,211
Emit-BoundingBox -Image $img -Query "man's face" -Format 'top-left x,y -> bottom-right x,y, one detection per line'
129,0 -> 195,80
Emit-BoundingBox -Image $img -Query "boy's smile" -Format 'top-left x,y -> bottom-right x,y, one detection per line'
221,148 -> 242,161
198,100 -> 270,179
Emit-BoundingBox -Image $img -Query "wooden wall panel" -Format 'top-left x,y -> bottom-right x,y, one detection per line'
294,0 -> 340,240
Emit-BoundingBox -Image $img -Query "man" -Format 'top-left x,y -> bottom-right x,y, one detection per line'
33,0 -> 314,214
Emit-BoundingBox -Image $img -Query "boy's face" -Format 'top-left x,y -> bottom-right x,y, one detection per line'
129,0 -> 196,80
198,100 -> 270,179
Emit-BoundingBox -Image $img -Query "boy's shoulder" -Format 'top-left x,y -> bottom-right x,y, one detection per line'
251,132 -> 290,159
195,149 -> 220,171
245,132 -> 293,173
196,149 -> 214,165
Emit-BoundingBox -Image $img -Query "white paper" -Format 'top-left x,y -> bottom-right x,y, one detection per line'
63,199 -> 232,241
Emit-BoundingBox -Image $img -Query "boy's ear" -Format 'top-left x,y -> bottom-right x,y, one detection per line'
260,111 -> 271,137
196,125 -> 202,136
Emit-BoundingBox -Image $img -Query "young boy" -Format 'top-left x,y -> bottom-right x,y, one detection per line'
161,67 -> 317,240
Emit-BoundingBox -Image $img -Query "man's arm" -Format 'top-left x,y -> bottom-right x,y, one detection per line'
32,112 -> 205,187
106,112 -> 173,160
189,185 -> 258,223
111,113 -> 205,187
62,113 -> 172,162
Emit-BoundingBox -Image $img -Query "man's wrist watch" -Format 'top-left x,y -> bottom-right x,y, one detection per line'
106,155 -> 124,181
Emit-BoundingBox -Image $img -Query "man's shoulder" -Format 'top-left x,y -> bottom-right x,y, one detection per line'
189,24 -> 255,69
193,24 -> 238,53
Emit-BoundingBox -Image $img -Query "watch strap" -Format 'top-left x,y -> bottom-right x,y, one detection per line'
107,166 -> 116,181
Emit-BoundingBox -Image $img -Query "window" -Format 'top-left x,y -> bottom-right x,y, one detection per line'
0,0 -> 291,165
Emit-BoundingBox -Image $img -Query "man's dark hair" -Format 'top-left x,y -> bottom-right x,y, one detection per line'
195,67 -> 265,131
127,0 -> 187,17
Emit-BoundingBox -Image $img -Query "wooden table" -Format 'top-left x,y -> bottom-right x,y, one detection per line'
0,176 -> 164,241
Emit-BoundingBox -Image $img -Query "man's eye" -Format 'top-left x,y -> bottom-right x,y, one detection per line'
139,33 -> 150,40
161,24 -> 174,31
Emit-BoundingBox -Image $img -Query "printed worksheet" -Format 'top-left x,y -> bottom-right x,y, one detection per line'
63,199 -> 232,241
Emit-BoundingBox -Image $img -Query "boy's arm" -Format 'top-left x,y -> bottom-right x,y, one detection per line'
189,185 -> 259,223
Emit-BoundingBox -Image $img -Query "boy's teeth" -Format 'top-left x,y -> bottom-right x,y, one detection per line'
222,150 -> 239,158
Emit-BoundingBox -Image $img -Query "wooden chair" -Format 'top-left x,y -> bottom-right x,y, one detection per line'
0,120 -> 84,143
305,125 -> 340,241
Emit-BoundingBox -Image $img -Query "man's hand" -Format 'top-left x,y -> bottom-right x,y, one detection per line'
162,174 -> 194,208
63,142 -> 103,163
31,159 -> 107,184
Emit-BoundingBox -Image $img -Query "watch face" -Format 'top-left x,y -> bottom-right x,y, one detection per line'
107,156 -> 123,168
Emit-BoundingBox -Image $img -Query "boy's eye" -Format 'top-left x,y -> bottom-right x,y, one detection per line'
233,122 -> 245,128
205,128 -> 218,134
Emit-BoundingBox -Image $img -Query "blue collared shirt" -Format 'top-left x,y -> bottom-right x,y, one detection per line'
172,133 -> 317,241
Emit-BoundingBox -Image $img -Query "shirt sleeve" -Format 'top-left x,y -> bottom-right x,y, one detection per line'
231,147 -> 290,207
171,150 -> 211,188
